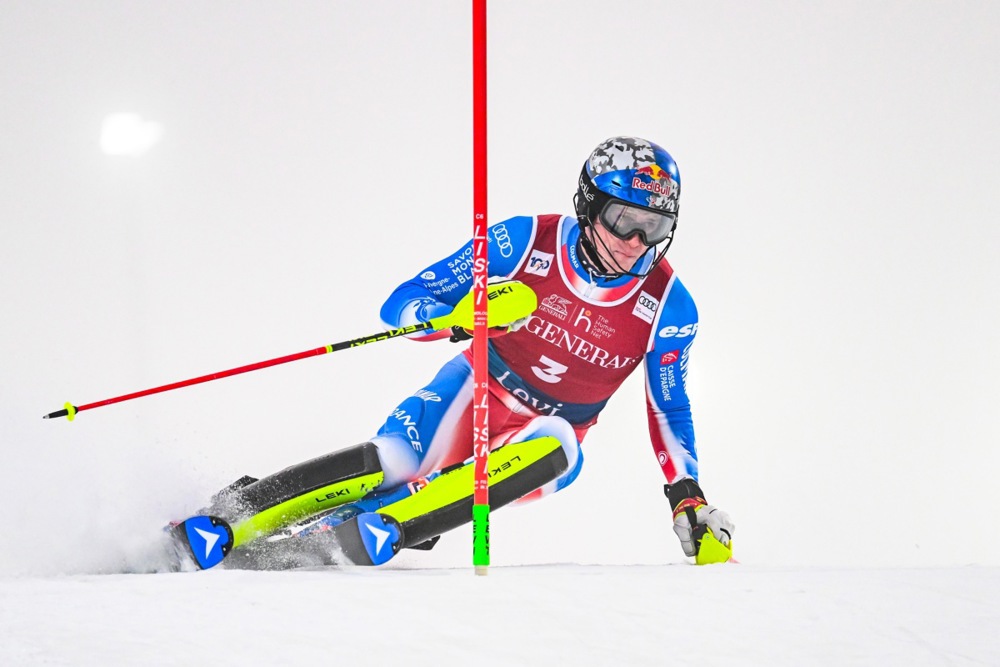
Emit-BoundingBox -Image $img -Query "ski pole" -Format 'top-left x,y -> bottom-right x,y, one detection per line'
43,280 -> 537,422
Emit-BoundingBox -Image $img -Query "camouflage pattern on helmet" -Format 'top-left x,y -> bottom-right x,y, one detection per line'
585,136 -> 680,213
587,136 -> 658,176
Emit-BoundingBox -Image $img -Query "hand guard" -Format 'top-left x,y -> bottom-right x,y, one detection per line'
664,479 -> 734,558
448,316 -> 528,343
448,277 -> 529,343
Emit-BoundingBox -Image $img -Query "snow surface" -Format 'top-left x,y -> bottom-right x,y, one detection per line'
2,565 -> 997,666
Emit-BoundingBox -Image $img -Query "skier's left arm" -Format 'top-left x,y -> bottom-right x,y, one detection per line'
644,277 -> 734,558
644,277 -> 700,485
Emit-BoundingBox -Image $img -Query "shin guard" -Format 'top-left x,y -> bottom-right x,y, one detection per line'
379,436 -> 569,549
213,442 -> 384,548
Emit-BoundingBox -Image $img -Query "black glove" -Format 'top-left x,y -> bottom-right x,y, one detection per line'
449,326 -> 473,343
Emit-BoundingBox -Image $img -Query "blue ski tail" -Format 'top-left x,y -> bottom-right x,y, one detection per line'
340,513 -> 403,565
169,515 -> 234,570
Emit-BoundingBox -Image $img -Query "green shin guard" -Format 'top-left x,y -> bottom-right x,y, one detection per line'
213,442 -> 385,549
378,436 -> 570,549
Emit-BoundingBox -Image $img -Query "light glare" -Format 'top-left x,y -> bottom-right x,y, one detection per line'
100,112 -> 163,156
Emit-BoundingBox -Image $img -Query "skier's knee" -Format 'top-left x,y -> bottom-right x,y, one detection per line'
505,415 -> 582,501
511,415 -> 580,473
371,434 -> 421,487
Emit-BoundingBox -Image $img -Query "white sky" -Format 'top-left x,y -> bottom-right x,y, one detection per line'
1,2 -> 998,574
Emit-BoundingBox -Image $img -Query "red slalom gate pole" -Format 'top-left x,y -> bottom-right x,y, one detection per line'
471,0 -> 490,576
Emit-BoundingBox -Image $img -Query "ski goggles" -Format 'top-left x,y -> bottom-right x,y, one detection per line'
598,201 -> 677,246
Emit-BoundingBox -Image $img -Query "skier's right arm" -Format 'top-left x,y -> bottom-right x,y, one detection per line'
379,217 -> 535,341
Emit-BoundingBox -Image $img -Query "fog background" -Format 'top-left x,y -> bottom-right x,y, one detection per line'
1,2 -> 997,574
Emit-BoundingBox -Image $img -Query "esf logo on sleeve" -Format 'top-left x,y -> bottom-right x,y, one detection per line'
658,323 -> 698,338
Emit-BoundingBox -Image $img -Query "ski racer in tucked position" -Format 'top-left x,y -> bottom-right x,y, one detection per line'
176,136 -> 735,569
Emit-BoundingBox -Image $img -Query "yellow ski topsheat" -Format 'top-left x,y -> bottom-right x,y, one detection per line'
378,436 -> 562,525
230,471 -> 384,548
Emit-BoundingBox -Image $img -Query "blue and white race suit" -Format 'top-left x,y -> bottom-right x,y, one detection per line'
371,214 -> 700,501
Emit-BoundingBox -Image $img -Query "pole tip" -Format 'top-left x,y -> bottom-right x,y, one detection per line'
42,403 -> 77,422
475,566 -> 489,576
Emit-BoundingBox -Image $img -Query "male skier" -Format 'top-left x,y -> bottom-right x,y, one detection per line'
185,136 -> 734,569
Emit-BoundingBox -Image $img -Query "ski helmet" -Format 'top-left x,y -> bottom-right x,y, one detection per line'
574,136 -> 681,277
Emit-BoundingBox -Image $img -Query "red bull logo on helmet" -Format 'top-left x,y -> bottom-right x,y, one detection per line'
632,164 -> 676,198
635,165 -> 668,179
